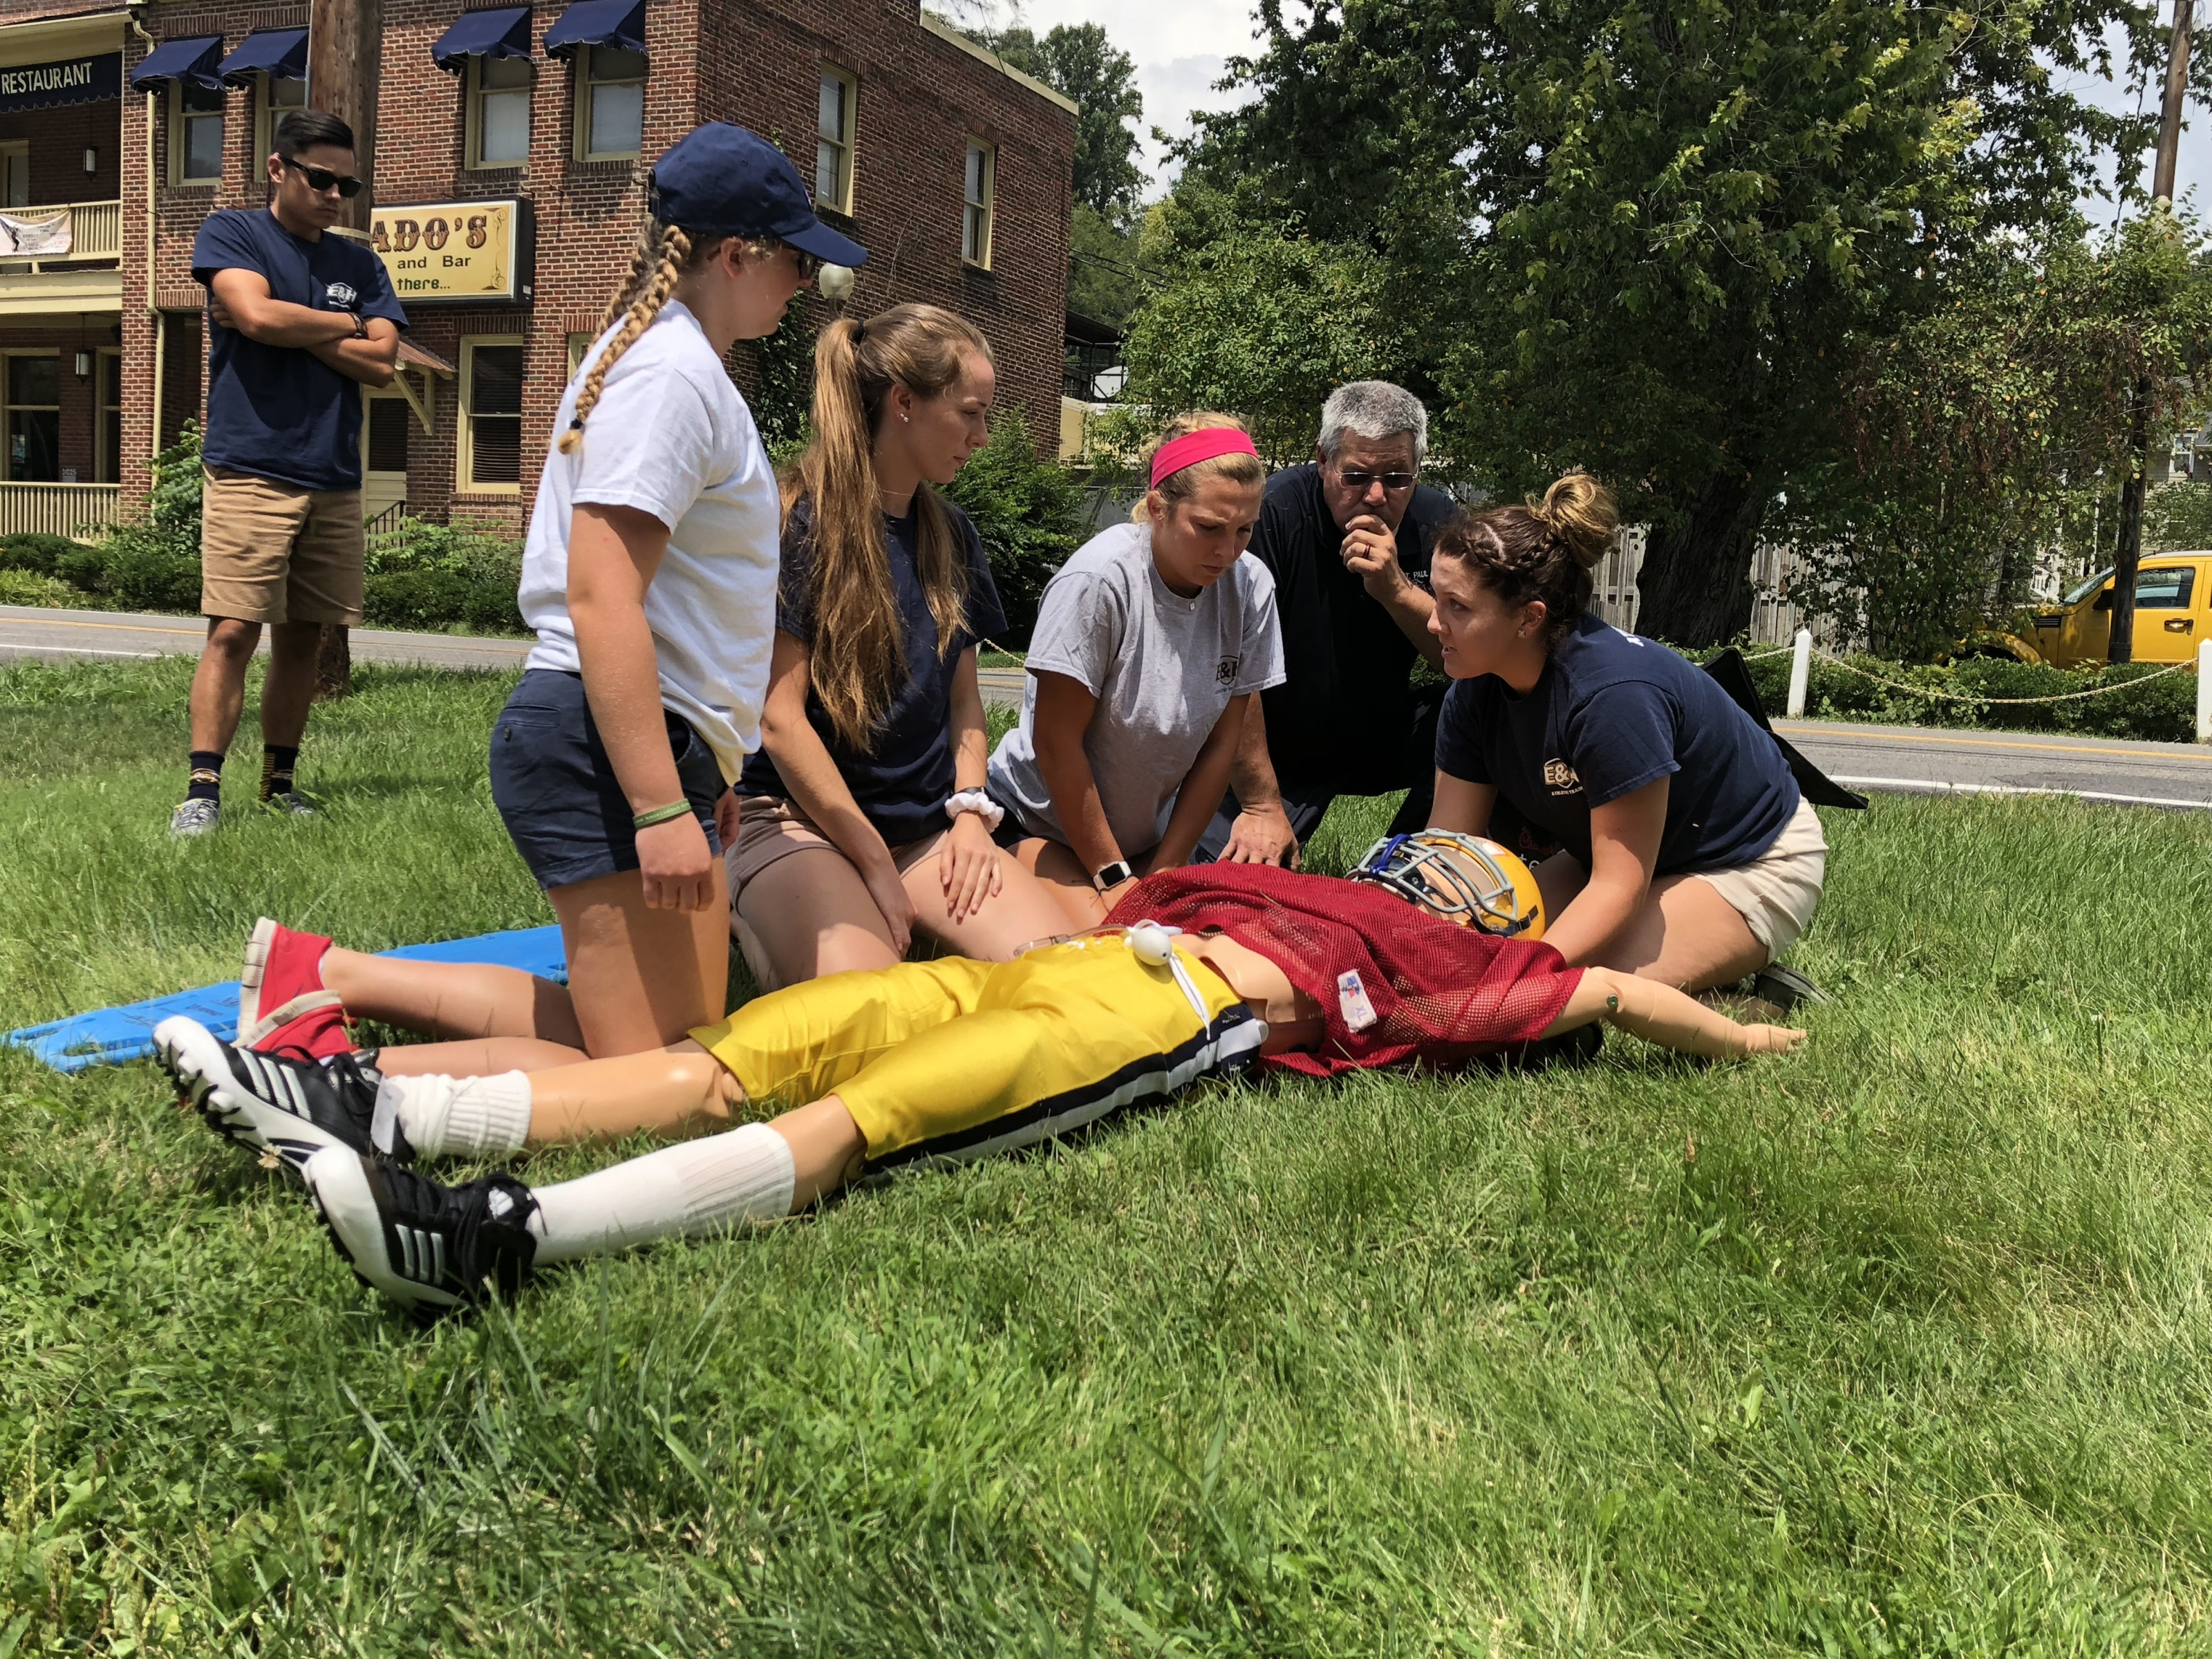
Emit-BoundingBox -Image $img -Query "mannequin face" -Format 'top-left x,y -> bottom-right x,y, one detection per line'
1144,473 -> 1264,598
879,350 -> 995,489
1428,554 -> 1549,690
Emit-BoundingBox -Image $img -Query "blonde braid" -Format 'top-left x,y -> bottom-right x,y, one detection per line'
560,223 -> 693,456
596,214 -> 661,336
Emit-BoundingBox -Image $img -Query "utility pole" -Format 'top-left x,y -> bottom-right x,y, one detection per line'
2115,0 -> 2195,664
306,0 -> 381,697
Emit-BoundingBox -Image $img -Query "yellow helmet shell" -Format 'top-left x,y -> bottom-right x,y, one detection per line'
1349,830 -> 1546,941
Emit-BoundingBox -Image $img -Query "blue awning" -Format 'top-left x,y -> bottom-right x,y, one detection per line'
431,7 -> 532,73
128,36 -> 224,93
544,0 -> 643,59
217,28 -> 308,86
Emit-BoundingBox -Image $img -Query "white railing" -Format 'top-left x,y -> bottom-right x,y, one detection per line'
0,481 -> 120,540
0,199 -> 122,270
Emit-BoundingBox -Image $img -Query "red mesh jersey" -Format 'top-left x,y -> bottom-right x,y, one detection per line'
1105,863 -> 1583,1077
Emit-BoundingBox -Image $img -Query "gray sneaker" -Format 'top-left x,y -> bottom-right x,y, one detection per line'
169,798 -> 220,838
263,789 -> 318,818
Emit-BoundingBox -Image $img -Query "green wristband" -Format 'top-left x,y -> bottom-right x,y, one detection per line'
632,800 -> 693,830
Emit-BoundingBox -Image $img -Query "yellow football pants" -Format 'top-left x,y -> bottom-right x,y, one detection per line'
689,935 -> 1266,1172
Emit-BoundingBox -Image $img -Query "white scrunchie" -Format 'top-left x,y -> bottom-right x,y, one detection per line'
945,789 -> 1006,832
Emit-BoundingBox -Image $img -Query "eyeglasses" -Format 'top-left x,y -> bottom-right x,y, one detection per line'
281,157 -> 364,198
1334,467 -> 1418,493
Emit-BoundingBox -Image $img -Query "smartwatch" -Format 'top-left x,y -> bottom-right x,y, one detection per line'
1091,859 -> 1134,892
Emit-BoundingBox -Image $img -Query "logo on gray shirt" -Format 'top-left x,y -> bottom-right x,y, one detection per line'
1215,655 -> 1241,686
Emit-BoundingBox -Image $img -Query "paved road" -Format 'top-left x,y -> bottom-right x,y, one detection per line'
8,608 -> 2207,807
0,603 -> 532,672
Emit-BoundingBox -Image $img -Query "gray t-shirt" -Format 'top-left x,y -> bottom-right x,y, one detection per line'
988,521 -> 1286,856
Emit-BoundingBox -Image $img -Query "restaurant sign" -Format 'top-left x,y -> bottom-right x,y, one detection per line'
371,198 -> 534,303
0,53 -> 121,115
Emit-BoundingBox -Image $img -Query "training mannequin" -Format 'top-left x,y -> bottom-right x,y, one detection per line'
154,837 -> 1804,1318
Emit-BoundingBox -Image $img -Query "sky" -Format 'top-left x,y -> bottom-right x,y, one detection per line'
995,0 -> 2212,217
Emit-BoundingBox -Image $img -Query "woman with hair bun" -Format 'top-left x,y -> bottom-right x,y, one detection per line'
727,302 -> 1071,991
1425,472 -> 1827,989
988,412 -> 1286,927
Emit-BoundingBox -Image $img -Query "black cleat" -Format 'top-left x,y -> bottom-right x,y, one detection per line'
153,1016 -> 404,1175
1750,963 -> 1827,1018
303,1147 -> 538,1319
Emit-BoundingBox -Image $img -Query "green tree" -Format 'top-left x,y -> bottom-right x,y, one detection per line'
1102,188 -> 1408,469
1780,212 -> 2212,657
1170,0 -> 2189,644
985,22 -> 1146,219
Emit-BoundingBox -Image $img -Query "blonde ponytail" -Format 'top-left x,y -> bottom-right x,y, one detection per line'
560,223 -> 693,456
789,303 -> 993,749
1529,471 -> 1617,571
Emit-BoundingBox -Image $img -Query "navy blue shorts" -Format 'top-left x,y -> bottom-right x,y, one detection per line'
488,668 -> 726,892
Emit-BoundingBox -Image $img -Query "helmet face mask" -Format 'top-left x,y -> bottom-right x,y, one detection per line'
1349,831 -> 1546,939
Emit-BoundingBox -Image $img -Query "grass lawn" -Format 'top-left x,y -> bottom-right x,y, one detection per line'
5,657 -> 2212,1655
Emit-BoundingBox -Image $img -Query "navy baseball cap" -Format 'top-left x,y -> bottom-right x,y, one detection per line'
648,122 -> 868,267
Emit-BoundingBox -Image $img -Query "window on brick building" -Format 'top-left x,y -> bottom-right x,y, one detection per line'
567,332 -> 593,379
95,350 -> 122,483
459,337 -> 525,491
173,82 -> 225,186
962,140 -> 994,268
255,73 -> 306,170
575,44 -> 645,161
469,55 -> 533,169
816,67 -> 855,214
4,354 -> 59,482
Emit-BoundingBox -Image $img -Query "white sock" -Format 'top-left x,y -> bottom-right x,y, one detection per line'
375,1071 -> 532,1158
527,1121 -> 796,1266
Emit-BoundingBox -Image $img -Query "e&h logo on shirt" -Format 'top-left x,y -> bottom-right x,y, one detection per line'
1215,655 -> 1241,687
1542,758 -> 1582,794
323,281 -> 359,309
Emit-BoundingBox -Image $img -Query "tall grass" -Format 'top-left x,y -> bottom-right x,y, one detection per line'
3,658 -> 2211,1653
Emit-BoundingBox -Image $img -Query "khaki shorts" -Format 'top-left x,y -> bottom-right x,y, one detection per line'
723,794 -> 938,898
199,466 -> 365,625
1693,798 -> 1828,959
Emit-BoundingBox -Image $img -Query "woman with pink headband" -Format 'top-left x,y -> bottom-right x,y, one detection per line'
988,412 -> 1286,926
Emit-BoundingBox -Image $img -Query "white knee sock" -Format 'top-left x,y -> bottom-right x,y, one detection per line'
374,1071 -> 533,1158
526,1121 -> 796,1266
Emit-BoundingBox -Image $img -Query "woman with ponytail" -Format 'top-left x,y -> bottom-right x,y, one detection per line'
727,303 -> 1071,990
1426,473 -> 1827,990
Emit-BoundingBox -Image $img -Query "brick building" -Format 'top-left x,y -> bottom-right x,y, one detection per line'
0,0 -> 1074,538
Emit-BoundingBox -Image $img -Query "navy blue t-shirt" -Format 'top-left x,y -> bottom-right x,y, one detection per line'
192,208 -> 408,491
1434,612 -> 1799,874
740,495 -> 1009,845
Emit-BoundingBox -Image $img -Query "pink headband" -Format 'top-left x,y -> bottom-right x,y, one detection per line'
1150,427 -> 1259,489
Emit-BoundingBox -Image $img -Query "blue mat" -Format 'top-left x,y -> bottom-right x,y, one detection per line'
3,924 -> 569,1074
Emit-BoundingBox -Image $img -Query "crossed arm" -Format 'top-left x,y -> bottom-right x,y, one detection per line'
207,268 -> 400,387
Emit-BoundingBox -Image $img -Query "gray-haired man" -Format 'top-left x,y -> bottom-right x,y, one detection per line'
1197,380 -> 1456,865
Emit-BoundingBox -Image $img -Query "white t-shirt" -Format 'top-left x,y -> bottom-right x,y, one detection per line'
988,521 -> 1285,855
519,299 -> 780,784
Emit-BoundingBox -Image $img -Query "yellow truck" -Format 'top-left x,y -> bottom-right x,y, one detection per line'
2020,554 -> 2211,667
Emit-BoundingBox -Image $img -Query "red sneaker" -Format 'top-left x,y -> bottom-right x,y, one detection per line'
238,917 -> 352,1059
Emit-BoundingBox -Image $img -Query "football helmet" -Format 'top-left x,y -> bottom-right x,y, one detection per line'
1350,830 -> 1546,940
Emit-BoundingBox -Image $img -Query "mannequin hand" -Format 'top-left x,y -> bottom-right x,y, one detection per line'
939,812 -> 1004,922
636,812 -> 715,912
1221,803 -> 1300,867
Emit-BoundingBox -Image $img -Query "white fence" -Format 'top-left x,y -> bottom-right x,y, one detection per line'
1590,529 -> 1853,648
0,482 -> 120,541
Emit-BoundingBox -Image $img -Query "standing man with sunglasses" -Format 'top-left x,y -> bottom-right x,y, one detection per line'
171,109 -> 405,836
1197,380 -> 1456,866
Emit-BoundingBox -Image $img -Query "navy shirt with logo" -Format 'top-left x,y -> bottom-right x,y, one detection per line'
1434,611 -> 1799,874
740,495 -> 1008,846
192,208 -> 408,491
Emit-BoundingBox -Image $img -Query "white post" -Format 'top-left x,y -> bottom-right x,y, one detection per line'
1786,628 -> 1813,720
2197,637 -> 2212,743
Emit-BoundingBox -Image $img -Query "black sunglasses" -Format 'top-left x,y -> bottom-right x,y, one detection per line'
281,157 -> 365,198
1335,467 -> 1418,493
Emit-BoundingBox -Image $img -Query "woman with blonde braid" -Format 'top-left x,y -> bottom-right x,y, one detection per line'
726,305 -> 1071,990
222,124 -> 870,1098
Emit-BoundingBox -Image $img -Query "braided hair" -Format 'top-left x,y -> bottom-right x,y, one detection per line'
1433,471 -> 1619,646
